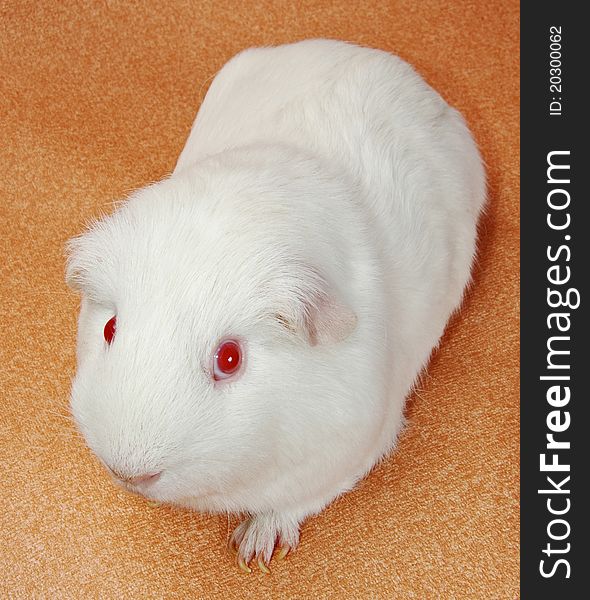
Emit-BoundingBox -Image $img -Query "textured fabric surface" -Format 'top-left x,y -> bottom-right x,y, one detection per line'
0,1 -> 519,598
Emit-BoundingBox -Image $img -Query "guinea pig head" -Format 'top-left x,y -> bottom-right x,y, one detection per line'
65,153 -> 357,506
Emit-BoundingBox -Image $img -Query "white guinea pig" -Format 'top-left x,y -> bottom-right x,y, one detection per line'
66,39 -> 485,571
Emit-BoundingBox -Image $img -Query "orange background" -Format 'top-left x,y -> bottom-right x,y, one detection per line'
0,1 -> 519,598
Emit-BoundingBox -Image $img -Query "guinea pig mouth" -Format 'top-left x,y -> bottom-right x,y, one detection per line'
117,478 -> 159,499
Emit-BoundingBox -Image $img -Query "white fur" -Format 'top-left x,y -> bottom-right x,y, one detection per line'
67,39 -> 485,562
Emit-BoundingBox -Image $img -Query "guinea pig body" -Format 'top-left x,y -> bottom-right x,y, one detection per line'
67,39 -> 485,568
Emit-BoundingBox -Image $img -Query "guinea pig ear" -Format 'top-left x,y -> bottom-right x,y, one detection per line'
65,232 -> 101,295
65,211 -> 124,300
65,237 -> 85,291
277,275 -> 357,346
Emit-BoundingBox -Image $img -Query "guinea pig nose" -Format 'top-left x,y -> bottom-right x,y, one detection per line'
106,466 -> 162,485
126,471 -> 162,486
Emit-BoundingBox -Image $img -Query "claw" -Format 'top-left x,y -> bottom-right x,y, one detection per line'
147,500 -> 161,508
275,545 -> 290,561
237,555 -> 252,574
257,557 -> 271,574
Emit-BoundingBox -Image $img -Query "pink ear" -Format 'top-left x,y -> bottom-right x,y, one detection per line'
275,266 -> 357,345
302,293 -> 357,346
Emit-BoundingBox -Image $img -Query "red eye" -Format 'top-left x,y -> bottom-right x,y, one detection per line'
104,316 -> 116,345
213,339 -> 242,381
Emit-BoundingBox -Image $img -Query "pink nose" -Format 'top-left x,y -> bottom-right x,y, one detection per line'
107,467 -> 161,486
126,472 -> 161,485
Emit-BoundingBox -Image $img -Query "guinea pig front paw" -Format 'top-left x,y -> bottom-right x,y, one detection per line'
229,511 -> 300,574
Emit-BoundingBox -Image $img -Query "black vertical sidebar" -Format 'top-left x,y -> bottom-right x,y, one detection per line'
521,3 -> 589,596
